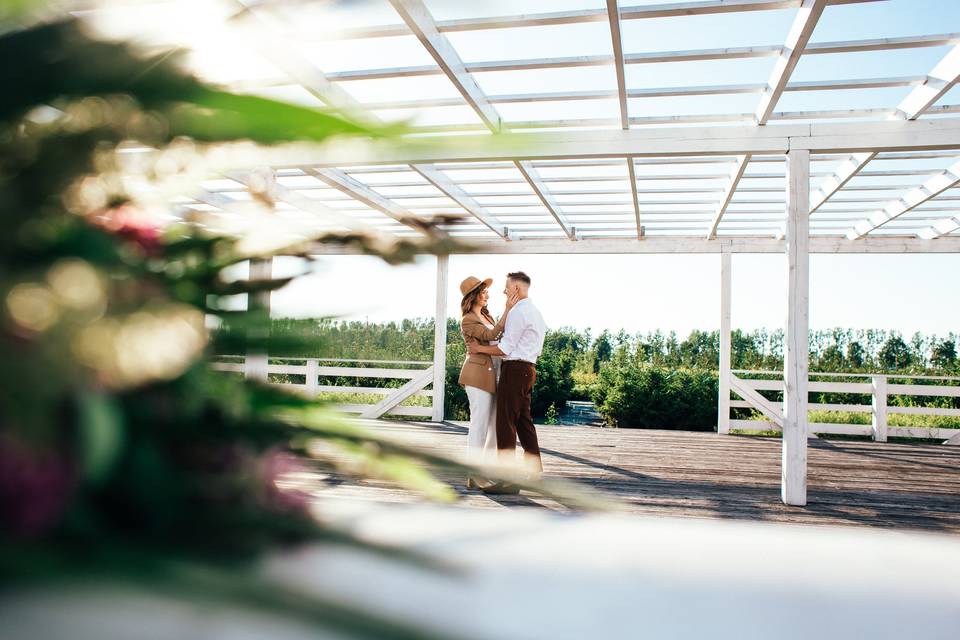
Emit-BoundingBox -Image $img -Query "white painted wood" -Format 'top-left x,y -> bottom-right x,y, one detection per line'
310,118 -> 960,166
432,254 -> 449,422
918,215 -> 960,240
895,44 -> 960,120
718,251 -> 732,434
755,0 -> 827,124
809,152 -> 876,214
309,235 -> 960,255
730,374 -> 784,426
389,0 -> 501,131
887,383 -> 960,397
306,168 -> 429,233
944,432 -> 960,445
321,33 -> 959,80
708,155 -> 750,238
305,358 -> 320,398
328,0 -> 879,39
848,159 -> 960,238
245,257 -> 273,383
871,375 -> 888,442
627,160 -> 643,238
360,366 -> 436,419
515,162 -> 575,239
890,426 -> 960,440
411,165 -> 507,237
783,149 -> 810,506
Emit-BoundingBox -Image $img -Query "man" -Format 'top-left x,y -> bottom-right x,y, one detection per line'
468,271 -> 547,494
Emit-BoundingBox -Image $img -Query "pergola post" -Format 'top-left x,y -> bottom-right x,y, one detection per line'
717,248 -> 732,435
245,257 -> 272,383
432,254 -> 449,422
783,149 -> 810,506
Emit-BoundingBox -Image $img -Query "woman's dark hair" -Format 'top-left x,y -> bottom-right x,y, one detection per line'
460,285 -> 492,322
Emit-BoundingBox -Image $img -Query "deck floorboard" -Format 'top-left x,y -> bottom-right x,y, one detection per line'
313,420 -> 960,533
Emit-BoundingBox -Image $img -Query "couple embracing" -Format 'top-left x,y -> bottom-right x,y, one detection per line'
457,271 -> 546,495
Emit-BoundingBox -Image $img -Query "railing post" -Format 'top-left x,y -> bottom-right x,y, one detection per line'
872,375 -> 888,442
245,257 -> 272,383
717,248 -> 732,434
305,358 -> 320,398
431,254 -> 449,422
783,149 -> 810,507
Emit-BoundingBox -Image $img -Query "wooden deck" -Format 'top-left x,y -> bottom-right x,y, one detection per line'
317,420 -> 960,534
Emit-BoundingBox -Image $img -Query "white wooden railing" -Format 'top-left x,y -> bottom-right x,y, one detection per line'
725,369 -> 960,443
211,356 -> 436,419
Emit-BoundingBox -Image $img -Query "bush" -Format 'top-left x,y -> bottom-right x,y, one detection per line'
593,363 -> 718,431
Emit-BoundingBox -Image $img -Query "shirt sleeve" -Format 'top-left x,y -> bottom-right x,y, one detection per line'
497,305 -> 525,358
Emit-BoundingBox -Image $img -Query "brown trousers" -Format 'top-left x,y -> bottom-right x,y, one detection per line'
496,360 -> 542,470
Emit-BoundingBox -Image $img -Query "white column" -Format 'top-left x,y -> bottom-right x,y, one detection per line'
431,254 -> 449,422
245,257 -> 272,383
717,249 -> 732,434
783,149 -> 810,506
871,375 -> 888,442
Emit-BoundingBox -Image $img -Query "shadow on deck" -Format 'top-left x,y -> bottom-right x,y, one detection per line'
318,420 -> 960,534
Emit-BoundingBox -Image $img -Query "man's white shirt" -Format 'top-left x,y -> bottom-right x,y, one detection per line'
498,298 -> 546,364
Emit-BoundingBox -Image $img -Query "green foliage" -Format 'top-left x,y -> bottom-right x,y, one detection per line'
593,363 -> 718,431
544,404 -> 560,426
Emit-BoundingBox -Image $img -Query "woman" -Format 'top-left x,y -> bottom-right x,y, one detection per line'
458,276 -> 518,488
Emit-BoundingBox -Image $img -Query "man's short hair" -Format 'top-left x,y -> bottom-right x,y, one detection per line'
507,271 -> 531,285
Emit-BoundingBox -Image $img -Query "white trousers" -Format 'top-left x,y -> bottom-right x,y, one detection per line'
465,385 -> 498,460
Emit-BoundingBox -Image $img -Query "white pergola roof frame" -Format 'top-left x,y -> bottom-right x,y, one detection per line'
149,0 -> 960,250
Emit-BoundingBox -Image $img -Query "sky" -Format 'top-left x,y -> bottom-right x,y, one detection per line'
270,252 -> 960,338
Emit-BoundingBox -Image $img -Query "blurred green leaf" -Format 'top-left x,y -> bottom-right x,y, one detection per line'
76,391 -> 125,486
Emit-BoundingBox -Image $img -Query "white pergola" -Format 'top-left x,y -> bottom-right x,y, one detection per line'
78,0 -> 960,505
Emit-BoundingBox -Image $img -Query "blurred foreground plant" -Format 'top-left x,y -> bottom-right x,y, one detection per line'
0,12 -> 607,639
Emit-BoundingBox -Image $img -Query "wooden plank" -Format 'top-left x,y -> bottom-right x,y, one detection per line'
783,148 -> 810,506
361,366 -> 436,419
888,406 -> 960,417
337,404 -> 433,417
730,374 -> 784,426
754,0 -> 827,124
888,383 -> 960,397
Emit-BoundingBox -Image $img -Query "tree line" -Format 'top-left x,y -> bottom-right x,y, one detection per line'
251,318 -> 959,428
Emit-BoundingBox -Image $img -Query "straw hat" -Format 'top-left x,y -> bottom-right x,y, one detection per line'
459,275 -> 493,298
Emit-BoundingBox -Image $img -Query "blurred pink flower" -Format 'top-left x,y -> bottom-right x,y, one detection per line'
0,434 -> 74,537
88,204 -> 162,256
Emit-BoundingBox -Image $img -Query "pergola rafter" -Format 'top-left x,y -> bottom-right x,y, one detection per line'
389,0 -> 575,240
810,44 -> 960,225
605,0 -> 643,239
711,0 -> 825,238
847,158 -> 960,239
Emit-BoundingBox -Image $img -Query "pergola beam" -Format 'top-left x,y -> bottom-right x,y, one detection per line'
388,0 -> 501,131
411,164 -> 508,238
755,0 -> 827,124
847,159 -> 960,238
606,0 -> 642,239
305,168 -> 430,234
895,45 -> 960,120
327,0 -> 879,39
302,119 -> 960,167
309,235 -> 960,255
515,162 -> 576,240
321,33 -> 960,81
918,216 -> 960,239
813,44 -> 960,223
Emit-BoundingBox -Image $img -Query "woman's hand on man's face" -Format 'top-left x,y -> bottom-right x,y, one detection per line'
504,291 -> 521,311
